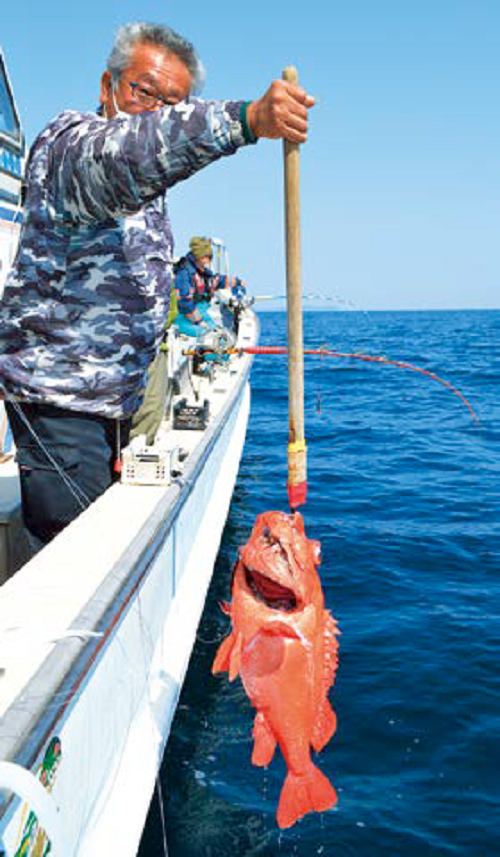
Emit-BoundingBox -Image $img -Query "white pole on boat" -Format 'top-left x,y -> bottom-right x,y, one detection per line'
211,237 -> 223,275
224,248 -> 231,291
283,65 -> 307,510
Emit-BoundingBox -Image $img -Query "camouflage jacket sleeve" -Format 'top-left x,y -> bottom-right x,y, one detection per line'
49,99 -> 250,224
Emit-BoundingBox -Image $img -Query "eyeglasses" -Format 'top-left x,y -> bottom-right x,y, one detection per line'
126,81 -> 178,109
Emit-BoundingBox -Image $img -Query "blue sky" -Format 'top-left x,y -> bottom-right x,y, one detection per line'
2,0 -> 499,309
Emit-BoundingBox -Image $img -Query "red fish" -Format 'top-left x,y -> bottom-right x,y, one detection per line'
212,510 -> 340,828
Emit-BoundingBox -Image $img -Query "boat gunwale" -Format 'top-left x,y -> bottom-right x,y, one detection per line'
0,330 -> 255,815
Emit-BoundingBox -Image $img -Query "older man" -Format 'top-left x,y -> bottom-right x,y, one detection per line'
0,21 -> 314,549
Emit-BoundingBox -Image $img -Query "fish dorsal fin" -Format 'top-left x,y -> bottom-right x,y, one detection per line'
323,611 -> 340,687
311,612 -> 341,753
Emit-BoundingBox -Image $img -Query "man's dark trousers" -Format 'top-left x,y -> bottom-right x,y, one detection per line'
5,402 -> 130,552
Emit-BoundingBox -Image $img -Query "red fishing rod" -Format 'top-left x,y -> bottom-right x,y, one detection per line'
184,343 -> 480,425
238,345 -> 479,423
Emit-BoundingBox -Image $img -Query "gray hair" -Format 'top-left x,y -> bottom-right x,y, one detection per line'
107,22 -> 205,93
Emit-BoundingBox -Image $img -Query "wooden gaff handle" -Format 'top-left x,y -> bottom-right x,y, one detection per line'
282,65 -> 307,508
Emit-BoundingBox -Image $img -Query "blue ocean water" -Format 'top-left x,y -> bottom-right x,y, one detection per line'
139,309 -> 499,857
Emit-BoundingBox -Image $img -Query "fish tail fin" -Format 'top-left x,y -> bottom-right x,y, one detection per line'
252,712 -> 277,767
312,699 -> 337,752
212,632 -> 236,675
276,763 -> 337,829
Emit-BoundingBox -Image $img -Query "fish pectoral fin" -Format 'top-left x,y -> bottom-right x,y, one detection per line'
213,631 -> 244,680
252,712 -> 277,767
311,699 -> 337,752
228,632 -> 244,681
212,632 -> 237,675
276,763 -> 338,829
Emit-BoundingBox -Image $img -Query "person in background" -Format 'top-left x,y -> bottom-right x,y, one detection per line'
210,272 -> 249,333
230,276 -> 247,301
174,236 -> 218,336
0,21 -> 314,550
217,274 -> 247,301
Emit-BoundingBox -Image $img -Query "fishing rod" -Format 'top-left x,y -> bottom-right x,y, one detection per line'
184,343 -> 479,424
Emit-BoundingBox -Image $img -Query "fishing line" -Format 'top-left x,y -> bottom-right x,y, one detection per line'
186,346 -> 479,423
311,348 -> 479,423
0,161 -> 92,511
253,291 -> 373,320
196,625 -> 231,645
186,355 -> 199,402
135,592 -> 169,857
72,632 -> 145,856
0,386 -> 92,510
315,345 -> 330,415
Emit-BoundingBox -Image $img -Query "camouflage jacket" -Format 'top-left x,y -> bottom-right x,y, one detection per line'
0,99 -> 251,418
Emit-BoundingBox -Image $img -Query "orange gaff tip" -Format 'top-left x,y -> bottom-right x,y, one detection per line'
288,481 -> 307,509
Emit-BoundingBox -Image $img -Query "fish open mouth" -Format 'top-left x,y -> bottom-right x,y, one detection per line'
244,566 -> 297,611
